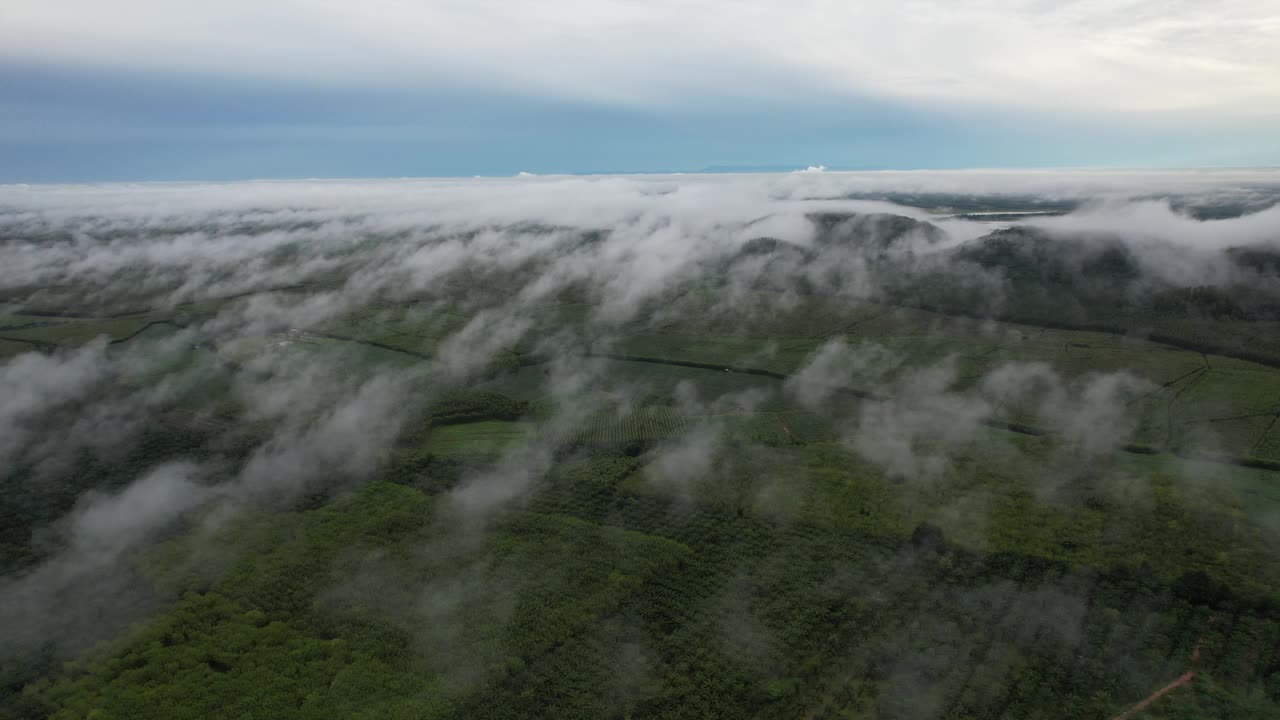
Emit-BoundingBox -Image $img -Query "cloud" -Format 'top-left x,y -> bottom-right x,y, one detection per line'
233,371 -> 418,502
785,339 -> 897,408
0,169 -> 1277,682
65,462 -> 211,562
0,463 -> 210,656
785,339 -> 1159,486
1028,198 -> 1280,250
846,356 -> 993,481
3,1 -> 1278,117
0,341 -> 113,467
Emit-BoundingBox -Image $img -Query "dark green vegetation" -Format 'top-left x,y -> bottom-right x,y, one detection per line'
3,182 -> 1280,719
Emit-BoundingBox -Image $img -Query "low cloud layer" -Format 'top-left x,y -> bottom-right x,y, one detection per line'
5,1 -> 1278,117
1,171 -> 1278,708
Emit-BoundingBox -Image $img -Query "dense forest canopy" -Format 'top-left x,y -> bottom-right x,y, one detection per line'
2,170 -> 1280,719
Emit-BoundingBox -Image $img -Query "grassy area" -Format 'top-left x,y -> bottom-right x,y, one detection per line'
424,421 -> 535,456
0,315 -> 169,345
0,338 -> 38,359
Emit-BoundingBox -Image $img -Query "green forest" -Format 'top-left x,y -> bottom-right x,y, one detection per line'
3,178 -> 1280,719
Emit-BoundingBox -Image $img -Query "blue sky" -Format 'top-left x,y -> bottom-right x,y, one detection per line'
2,1 -> 1277,182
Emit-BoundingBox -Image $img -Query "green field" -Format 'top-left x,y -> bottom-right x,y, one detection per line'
424,420 -> 536,455
5,186 -> 1280,719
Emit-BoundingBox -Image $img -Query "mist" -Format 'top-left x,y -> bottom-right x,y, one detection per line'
2,170 -> 1279,719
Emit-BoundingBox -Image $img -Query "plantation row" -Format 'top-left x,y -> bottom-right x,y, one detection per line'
15,416 -> 1280,719
516,459 -> 1280,719
544,407 -> 688,448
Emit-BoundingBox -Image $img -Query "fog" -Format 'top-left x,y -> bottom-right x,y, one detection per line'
2,170 -> 1278,716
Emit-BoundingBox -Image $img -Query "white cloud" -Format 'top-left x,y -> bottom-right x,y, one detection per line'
2,1 -> 1278,115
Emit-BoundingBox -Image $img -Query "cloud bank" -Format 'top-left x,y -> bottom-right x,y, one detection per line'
4,1 -> 1278,117
1,169 -> 1278,685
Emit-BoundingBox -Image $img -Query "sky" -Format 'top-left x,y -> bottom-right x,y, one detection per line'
2,0 -> 1278,182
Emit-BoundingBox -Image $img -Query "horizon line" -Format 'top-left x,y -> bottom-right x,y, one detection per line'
4,165 -> 1280,188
